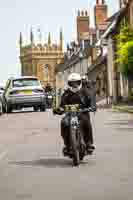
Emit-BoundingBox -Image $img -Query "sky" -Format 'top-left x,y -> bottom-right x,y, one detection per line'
0,0 -> 119,85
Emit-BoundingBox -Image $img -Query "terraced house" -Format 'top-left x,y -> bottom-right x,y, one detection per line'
55,0 -> 108,95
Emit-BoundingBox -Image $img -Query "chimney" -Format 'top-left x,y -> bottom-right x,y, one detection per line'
94,0 -> 108,30
77,10 -> 90,44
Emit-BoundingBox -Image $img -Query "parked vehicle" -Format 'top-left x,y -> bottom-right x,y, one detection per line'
3,76 -> 46,113
0,97 -> 2,115
0,86 -> 5,115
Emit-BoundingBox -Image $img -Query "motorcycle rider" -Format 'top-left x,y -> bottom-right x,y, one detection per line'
81,76 -> 97,112
54,73 -> 96,153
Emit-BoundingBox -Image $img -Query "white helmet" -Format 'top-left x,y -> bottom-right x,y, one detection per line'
67,73 -> 81,93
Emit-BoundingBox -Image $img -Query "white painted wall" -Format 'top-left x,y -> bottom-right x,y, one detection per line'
107,37 -> 114,97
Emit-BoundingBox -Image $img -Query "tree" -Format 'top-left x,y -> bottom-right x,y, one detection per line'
117,25 -> 133,45
118,41 -> 133,76
116,25 -> 133,77
116,25 -> 133,98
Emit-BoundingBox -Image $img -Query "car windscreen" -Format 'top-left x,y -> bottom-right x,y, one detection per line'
13,79 -> 40,87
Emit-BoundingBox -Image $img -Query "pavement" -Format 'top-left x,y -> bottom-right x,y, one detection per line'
96,98 -> 112,109
96,98 -> 133,113
113,104 -> 133,113
0,109 -> 133,200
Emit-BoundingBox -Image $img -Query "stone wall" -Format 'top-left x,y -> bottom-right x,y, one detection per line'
87,57 -> 108,103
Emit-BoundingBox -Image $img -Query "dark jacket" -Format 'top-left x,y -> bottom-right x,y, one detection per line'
60,87 -> 91,109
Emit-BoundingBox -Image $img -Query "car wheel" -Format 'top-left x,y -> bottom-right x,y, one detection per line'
6,103 -> 12,113
40,105 -> 46,112
0,101 -> 2,115
2,106 -> 6,113
34,106 -> 39,112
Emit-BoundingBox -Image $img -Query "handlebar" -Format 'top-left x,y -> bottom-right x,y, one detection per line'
53,105 -> 96,115
79,107 -> 95,113
64,104 -> 96,113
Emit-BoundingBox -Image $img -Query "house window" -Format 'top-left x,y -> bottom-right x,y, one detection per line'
43,64 -> 49,82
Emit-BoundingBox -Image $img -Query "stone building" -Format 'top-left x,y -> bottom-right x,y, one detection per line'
86,0 -> 109,103
55,0 -> 108,87
87,53 -> 108,103
102,1 -> 133,104
87,0 -> 133,105
19,29 -> 64,88
55,45 -> 92,85
87,7 -> 128,105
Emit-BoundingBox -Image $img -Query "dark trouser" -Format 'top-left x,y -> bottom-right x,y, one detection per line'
61,112 -> 93,147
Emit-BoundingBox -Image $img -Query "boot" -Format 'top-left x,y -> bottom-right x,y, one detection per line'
86,143 -> 95,154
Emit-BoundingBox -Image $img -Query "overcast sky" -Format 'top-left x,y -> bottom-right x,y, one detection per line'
0,0 -> 119,85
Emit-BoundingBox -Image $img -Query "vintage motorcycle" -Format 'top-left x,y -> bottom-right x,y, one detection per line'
56,104 -> 94,166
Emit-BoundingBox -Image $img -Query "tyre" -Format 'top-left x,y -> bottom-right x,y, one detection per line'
34,106 -> 39,112
6,103 -> 12,113
2,105 -> 6,113
70,128 -> 80,166
40,105 -> 46,112
0,101 -> 2,116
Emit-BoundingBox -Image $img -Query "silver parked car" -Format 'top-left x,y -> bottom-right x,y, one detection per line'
0,86 -> 5,115
0,97 -> 2,115
3,76 -> 46,113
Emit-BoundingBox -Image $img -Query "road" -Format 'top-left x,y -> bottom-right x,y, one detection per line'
0,109 -> 133,200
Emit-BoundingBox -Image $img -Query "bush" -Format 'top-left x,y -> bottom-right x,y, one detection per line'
116,25 -> 133,78
119,41 -> 133,77
128,91 -> 133,101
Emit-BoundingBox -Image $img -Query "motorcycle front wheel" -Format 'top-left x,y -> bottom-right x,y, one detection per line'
70,128 -> 80,166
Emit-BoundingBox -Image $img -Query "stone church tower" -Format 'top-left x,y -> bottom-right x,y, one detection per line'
19,29 -> 64,88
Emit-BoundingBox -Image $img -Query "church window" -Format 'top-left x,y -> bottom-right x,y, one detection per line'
43,64 -> 49,82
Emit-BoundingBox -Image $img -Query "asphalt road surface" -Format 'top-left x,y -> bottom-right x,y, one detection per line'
0,109 -> 133,200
